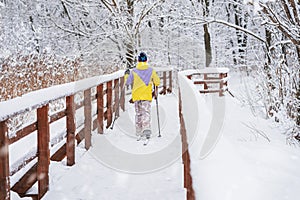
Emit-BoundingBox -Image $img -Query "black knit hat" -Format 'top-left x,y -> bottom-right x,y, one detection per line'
138,52 -> 147,62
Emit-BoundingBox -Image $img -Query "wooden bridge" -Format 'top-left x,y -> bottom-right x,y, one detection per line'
0,68 -> 229,200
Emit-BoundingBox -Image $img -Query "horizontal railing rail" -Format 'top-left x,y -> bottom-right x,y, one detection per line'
186,68 -> 229,97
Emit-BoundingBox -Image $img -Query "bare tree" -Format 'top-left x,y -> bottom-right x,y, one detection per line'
100,0 -> 166,68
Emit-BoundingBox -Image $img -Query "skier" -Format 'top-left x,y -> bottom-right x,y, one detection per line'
124,52 -> 160,141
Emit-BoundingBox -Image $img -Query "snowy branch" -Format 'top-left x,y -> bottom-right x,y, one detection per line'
203,19 -> 267,45
134,0 -> 165,35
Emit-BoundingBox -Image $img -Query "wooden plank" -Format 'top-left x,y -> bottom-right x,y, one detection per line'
106,81 -> 113,128
120,77 -> 125,111
66,95 -> 75,166
9,122 -> 37,145
114,78 -> 120,118
49,110 -> 66,124
50,144 -> 66,161
37,105 -> 50,199
194,79 -> 222,84
160,71 -> 167,95
178,90 -> 195,200
97,84 -> 104,134
11,163 -> 38,197
167,71 -> 172,93
203,74 -> 208,90
10,153 -> 37,176
75,100 -> 84,110
92,118 -> 98,131
199,89 -> 223,94
76,128 -> 84,145
219,73 -> 225,97
0,120 -> 10,200
84,89 -> 92,150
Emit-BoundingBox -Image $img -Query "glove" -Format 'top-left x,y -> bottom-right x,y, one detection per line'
152,86 -> 158,99
152,91 -> 157,99
124,69 -> 130,75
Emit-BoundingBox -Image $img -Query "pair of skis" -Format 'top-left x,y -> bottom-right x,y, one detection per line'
137,129 -> 152,146
137,136 -> 150,146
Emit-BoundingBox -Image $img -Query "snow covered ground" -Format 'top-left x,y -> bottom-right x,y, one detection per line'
10,71 -> 300,200
189,72 -> 300,200
42,94 -> 186,200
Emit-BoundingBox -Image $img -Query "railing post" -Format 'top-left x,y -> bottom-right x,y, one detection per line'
114,78 -> 120,118
106,81 -> 113,128
84,89 -> 92,150
224,73 -> 228,87
0,120 -> 10,200
97,84 -> 104,134
66,95 -> 75,166
37,105 -> 50,199
167,71 -> 172,93
160,71 -> 167,95
219,73 -> 225,97
120,77 -> 125,111
203,74 -> 208,90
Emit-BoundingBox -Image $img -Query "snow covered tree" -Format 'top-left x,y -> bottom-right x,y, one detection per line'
99,0 -> 167,68
245,0 -> 300,141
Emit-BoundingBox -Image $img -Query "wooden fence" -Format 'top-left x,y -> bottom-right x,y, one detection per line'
0,69 -> 174,200
0,73 -> 125,200
179,67 -> 229,200
187,68 -> 229,97
178,89 -> 195,200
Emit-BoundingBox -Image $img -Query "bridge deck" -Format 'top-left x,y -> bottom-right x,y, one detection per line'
43,94 -> 186,200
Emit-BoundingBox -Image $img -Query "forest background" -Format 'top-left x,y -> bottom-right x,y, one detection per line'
0,0 -> 299,143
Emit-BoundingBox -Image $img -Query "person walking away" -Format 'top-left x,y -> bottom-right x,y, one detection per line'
125,52 -> 160,140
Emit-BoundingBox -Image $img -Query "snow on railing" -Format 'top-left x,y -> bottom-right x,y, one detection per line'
186,67 -> 229,97
0,68 -> 175,200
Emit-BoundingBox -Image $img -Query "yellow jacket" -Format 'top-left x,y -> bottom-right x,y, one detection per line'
125,62 -> 160,102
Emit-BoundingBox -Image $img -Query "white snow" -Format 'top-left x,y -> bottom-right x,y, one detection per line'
42,93 -> 186,200
8,70 -> 300,200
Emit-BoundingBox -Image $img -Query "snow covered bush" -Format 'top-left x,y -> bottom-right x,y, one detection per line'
0,53 -> 81,101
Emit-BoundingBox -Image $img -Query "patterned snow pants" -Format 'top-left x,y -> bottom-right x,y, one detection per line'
134,100 -> 151,136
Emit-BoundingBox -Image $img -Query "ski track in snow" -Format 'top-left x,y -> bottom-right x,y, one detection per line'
11,72 -> 300,200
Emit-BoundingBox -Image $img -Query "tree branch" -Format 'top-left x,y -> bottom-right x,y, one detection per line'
209,19 -> 267,45
134,0 -> 165,35
289,0 -> 300,26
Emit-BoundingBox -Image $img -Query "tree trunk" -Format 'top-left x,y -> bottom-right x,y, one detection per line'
125,0 -> 135,69
233,0 -> 248,69
203,24 -> 212,67
296,45 -> 300,127
201,0 -> 212,68
264,28 -> 275,118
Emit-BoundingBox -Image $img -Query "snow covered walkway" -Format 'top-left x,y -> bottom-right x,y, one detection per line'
43,94 -> 186,200
18,72 -> 300,200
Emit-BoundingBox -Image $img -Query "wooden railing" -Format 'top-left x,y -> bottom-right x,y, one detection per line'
0,72 -> 125,200
157,70 -> 173,95
178,68 -> 230,200
178,89 -> 195,200
187,68 -> 229,97
0,68 -> 175,200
